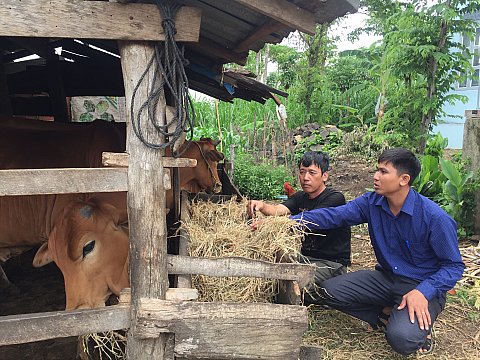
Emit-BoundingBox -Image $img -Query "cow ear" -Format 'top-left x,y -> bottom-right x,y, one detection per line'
32,243 -> 53,267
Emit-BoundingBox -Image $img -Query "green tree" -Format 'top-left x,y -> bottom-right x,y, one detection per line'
327,49 -> 379,130
267,44 -> 302,90
360,0 -> 480,152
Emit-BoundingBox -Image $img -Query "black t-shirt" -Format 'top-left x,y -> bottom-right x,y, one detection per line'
282,187 -> 351,266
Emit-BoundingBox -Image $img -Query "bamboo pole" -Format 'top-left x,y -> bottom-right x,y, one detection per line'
272,94 -> 298,180
215,98 -> 223,153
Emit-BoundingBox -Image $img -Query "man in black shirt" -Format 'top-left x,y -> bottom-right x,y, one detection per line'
247,151 -> 351,304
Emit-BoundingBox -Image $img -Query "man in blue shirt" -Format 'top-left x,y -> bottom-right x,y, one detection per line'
290,148 -> 464,355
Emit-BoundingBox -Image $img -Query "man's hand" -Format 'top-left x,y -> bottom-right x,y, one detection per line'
247,200 -> 263,218
397,289 -> 431,330
249,218 -> 265,230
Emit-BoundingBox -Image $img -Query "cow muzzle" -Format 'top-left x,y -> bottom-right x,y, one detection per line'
213,181 -> 222,194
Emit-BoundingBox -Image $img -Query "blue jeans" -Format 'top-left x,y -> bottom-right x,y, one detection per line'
319,269 -> 445,355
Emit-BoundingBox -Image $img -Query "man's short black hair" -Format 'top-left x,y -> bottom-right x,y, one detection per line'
378,148 -> 421,185
299,151 -> 329,174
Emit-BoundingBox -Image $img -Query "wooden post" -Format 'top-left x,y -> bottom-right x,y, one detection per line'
271,120 -> 277,163
177,191 -> 192,289
272,94 -> 298,180
262,114 -> 268,160
463,110 -> 480,234
215,98 -> 223,153
118,40 -> 170,359
230,121 -> 235,176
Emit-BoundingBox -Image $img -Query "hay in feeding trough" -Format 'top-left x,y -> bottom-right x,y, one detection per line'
181,197 -> 303,303
81,330 -> 127,360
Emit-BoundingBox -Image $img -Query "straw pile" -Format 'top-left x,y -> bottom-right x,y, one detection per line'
459,245 -> 480,308
182,197 -> 303,303
81,331 -> 126,360
459,246 -> 480,285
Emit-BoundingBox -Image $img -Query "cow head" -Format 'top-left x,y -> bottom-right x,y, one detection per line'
33,198 -> 129,310
181,138 -> 224,194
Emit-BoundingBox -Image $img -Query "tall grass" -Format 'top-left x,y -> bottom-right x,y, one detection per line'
191,97 -> 280,158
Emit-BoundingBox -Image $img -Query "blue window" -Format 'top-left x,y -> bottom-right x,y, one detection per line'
458,27 -> 480,89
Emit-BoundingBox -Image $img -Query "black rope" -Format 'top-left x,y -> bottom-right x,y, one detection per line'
130,0 -> 195,152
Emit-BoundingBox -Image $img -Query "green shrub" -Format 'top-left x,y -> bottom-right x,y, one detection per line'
233,153 -> 294,200
424,132 -> 448,159
338,124 -> 403,160
413,155 -> 446,198
413,134 -> 480,236
294,130 -> 343,164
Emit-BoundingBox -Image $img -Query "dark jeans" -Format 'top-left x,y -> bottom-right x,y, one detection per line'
300,256 -> 346,306
319,269 -> 446,355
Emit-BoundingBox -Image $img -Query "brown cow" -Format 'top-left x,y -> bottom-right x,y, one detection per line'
0,116 -> 224,201
0,117 -> 224,308
30,139 -> 224,309
0,194 -> 127,309
32,197 -> 129,310
0,119 -> 125,169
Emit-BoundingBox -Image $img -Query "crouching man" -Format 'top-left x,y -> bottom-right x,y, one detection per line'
289,148 -> 464,355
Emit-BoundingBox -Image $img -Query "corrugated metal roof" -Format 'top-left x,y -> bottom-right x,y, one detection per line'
0,0 -> 359,116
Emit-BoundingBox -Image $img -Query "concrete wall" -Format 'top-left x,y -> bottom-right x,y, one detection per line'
463,110 -> 480,234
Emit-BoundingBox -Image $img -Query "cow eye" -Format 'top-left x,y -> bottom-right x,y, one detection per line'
82,240 -> 96,258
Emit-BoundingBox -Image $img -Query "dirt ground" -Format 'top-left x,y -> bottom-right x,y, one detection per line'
305,154 -> 480,360
1,154 -> 479,359
328,153 -> 376,201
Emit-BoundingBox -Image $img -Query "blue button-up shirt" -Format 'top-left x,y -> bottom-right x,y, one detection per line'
290,189 -> 465,300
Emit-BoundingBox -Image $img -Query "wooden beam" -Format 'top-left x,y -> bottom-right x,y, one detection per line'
232,0 -> 316,35
136,299 -> 308,359
102,152 -> 197,168
234,19 -> 285,53
0,1 -> 201,42
176,191 -> 192,288
1,299 -> 309,359
166,255 -> 316,289
189,38 -> 248,65
0,305 -> 130,346
117,288 -> 199,304
0,168 -> 128,195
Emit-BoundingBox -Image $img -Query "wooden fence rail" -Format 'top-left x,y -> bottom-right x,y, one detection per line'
168,254 -> 315,289
0,300 -> 308,360
0,305 -> 130,346
0,154 -> 197,195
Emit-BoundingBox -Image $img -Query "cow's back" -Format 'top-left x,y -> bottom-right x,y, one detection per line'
0,194 -> 80,249
0,118 -> 125,169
